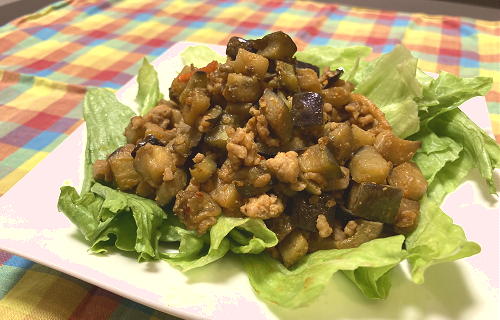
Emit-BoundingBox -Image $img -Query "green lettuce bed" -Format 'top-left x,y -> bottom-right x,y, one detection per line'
57,44 -> 498,308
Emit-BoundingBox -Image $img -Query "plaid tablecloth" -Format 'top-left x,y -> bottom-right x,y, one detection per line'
0,0 -> 499,318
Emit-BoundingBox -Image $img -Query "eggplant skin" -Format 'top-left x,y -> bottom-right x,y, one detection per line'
226,36 -> 257,59
131,134 -> 165,158
334,220 -> 383,249
295,60 -> 320,76
323,68 -> 344,89
290,193 -> 336,232
254,31 -> 297,61
347,182 -> 403,224
291,92 -> 324,127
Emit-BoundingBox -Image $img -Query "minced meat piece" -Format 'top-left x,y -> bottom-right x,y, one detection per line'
217,159 -> 236,183
240,194 -> 284,219
144,102 -> 182,130
253,173 -> 271,188
266,151 -> 300,184
124,116 -> 146,144
348,94 -> 391,133
344,220 -> 358,237
316,214 -> 333,238
226,127 -> 261,167
247,107 -> 280,147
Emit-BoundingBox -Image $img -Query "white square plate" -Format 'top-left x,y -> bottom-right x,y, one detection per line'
0,42 -> 498,320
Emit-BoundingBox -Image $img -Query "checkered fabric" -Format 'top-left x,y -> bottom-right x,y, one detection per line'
0,0 -> 498,319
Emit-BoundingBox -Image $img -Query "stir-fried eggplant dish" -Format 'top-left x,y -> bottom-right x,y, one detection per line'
92,32 -> 427,267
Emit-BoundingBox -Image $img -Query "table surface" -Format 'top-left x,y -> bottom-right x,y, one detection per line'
0,0 -> 499,319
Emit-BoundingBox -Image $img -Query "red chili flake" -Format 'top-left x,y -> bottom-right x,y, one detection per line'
177,60 -> 218,82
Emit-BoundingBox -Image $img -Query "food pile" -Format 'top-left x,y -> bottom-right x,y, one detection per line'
92,31 -> 428,267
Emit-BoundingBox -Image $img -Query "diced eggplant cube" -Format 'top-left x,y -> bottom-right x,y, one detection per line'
374,130 -> 421,165
223,73 -> 262,103
254,31 -> 297,61
204,125 -> 230,149
278,230 -> 308,267
334,220 -> 383,249
266,215 -> 293,242
394,198 -> 420,235
276,60 -> 299,92
108,144 -> 141,191
260,89 -> 293,142
298,144 -> 342,179
291,92 -> 324,127
290,193 -> 336,232
347,182 -> 402,224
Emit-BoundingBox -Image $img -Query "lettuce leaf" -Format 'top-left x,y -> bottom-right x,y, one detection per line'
58,183 -> 165,261
405,196 -> 481,284
419,72 -> 492,123
90,183 -> 165,260
81,88 -> 135,192
425,153 -> 474,205
136,58 -> 163,115
354,45 -> 422,105
376,98 -> 420,139
353,45 -> 423,138
161,216 -> 277,271
294,46 -> 371,81
428,109 -> 500,193
414,69 -> 439,111
240,236 -> 405,308
343,265 -> 396,299
412,129 -> 463,185
180,45 -> 226,68
58,185 -> 110,242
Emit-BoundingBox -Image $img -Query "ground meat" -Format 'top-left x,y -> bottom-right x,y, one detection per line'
266,151 -> 300,184
316,214 -> 333,238
173,184 -> 222,234
247,107 -> 280,147
198,115 -> 215,133
240,194 -> 284,219
192,153 -> 205,164
302,172 -> 327,188
348,94 -> 391,133
253,173 -> 271,188
197,106 -> 222,133
226,127 -> 261,167
167,123 -> 201,165
333,220 -> 347,241
323,102 -> 333,113
217,159 -> 236,183
207,66 -> 230,101
330,166 -> 350,190
144,102 -> 182,130
124,116 -> 146,144
344,220 -> 358,237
